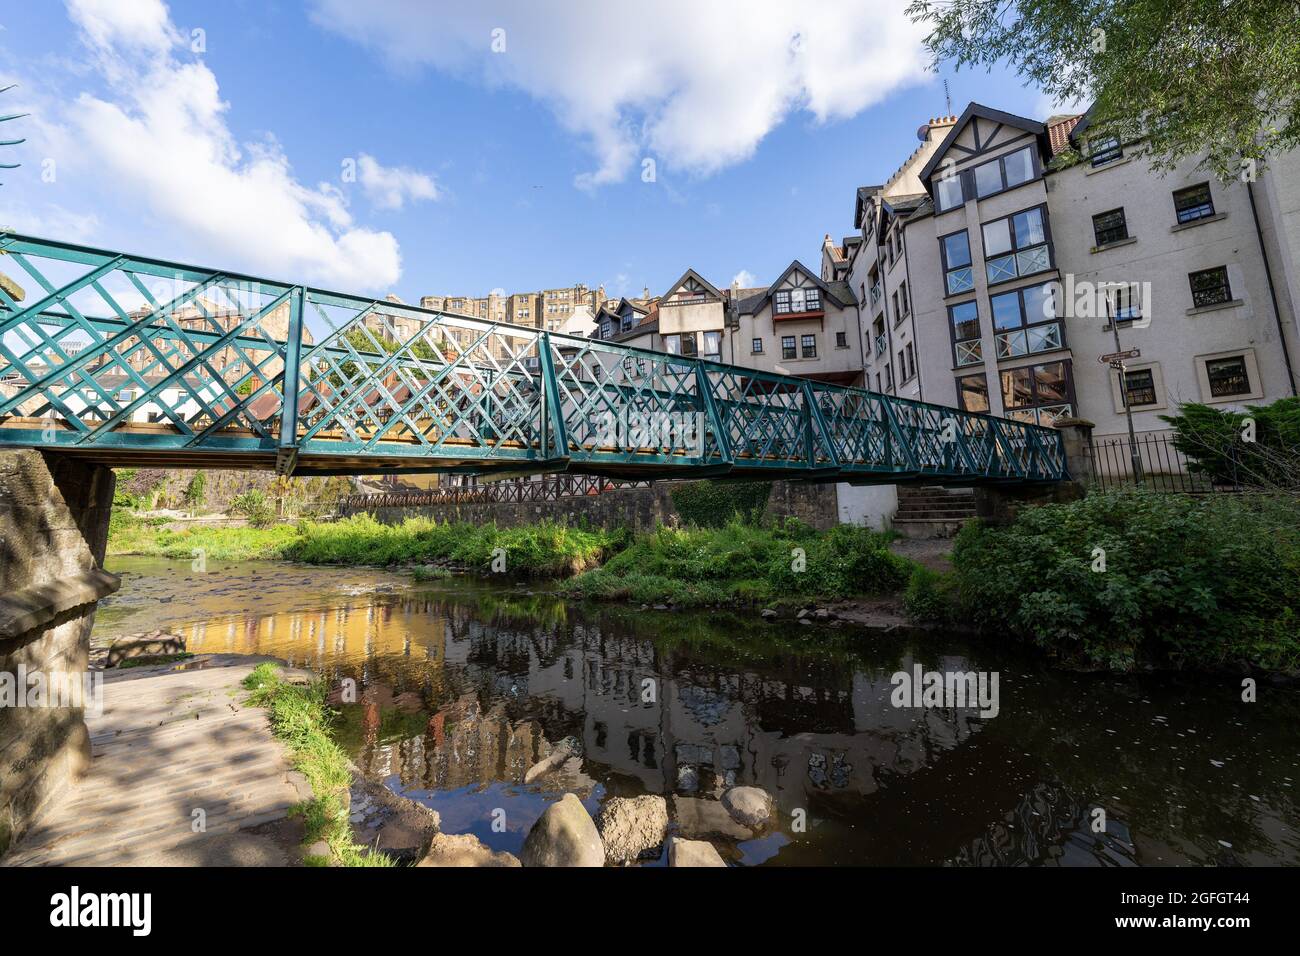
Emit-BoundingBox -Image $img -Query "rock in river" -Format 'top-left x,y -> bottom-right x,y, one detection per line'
416,832 -> 520,867
666,836 -> 727,867
722,786 -> 773,829
595,795 -> 669,864
520,793 -> 605,867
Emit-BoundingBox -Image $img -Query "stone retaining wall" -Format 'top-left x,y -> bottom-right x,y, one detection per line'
357,479 -> 841,532
0,450 -> 116,856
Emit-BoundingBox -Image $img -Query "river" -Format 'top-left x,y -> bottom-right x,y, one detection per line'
95,555 -> 1300,866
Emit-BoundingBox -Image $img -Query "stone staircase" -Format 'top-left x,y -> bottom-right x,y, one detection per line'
892,486 -> 977,539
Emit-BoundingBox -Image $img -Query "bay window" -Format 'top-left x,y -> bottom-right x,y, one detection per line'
990,282 -> 1062,358
1000,360 -> 1073,425
948,300 -> 982,367
982,206 -> 1052,285
941,231 -> 974,295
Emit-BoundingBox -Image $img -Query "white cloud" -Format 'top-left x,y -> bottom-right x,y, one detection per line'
357,153 -> 439,210
732,269 -> 760,288
307,0 -> 930,188
39,0 -> 405,291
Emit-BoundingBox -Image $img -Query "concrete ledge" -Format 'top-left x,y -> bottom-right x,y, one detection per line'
0,568 -> 121,641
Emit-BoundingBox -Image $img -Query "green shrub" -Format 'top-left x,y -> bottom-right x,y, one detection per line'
951,491 -> 1300,672
230,488 -> 277,528
1161,397 -> 1300,489
670,480 -> 772,528
903,565 -> 960,625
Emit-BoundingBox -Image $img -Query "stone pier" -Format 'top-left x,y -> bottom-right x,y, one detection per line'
0,450 -> 118,856
972,420 -> 1094,525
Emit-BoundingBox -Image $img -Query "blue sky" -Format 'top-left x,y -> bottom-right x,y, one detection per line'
0,1 -> 1061,305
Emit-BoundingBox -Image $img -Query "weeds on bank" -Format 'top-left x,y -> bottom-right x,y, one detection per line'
562,518 -> 910,607
241,662 -> 393,868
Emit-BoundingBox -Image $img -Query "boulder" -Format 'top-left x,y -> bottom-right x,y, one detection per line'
722,786 -> 773,829
760,608 -> 777,620
672,795 -> 753,841
416,832 -> 520,867
666,836 -> 726,867
520,793 -> 605,867
106,632 -> 186,667
595,795 -> 669,864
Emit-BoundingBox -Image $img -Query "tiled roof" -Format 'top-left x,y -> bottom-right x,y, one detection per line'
1047,114 -> 1083,155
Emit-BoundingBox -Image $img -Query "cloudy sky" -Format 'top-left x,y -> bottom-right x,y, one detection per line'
0,1 -> 1060,302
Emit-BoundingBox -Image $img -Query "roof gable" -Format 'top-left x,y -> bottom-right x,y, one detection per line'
662,268 -> 722,302
918,102 -> 1047,185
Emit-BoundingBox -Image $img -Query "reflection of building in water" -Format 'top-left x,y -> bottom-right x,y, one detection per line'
249,594 -> 992,817
950,782 -> 1137,867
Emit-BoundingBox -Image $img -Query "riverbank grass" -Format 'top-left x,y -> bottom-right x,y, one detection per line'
108,511 -> 299,561
241,662 -> 393,868
562,519 -> 910,607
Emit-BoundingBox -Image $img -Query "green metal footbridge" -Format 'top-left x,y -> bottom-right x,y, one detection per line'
0,233 -> 1068,483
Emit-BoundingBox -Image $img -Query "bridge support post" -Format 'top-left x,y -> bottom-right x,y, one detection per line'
0,450 -> 118,857
973,419 -> 1094,525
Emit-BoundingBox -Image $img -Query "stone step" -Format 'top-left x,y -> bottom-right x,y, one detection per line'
892,517 -> 969,539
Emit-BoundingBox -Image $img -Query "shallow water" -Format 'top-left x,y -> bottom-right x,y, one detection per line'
100,555 -> 1300,866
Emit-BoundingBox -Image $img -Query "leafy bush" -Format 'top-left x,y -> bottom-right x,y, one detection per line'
951,491 -> 1300,672
903,565 -> 960,625
1161,397 -> 1300,489
670,480 -> 772,528
229,488 -> 277,528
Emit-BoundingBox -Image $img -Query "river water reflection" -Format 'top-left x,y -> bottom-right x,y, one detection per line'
99,556 -> 1300,866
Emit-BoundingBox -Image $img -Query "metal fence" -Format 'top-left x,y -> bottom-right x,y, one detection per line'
1083,431 -> 1240,493
338,475 -> 649,513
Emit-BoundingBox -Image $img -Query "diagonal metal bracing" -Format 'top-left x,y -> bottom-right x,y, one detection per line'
0,232 -> 1069,481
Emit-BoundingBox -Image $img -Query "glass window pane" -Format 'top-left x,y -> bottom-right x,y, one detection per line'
958,374 -> 989,412
1016,246 -> 1050,275
947,267 -> 975,295
1001,366 -> 1033,408
1003,147 -> 1034,187
1013,208 -> 1046,247
943,232 -> 971,268
1022,283 -> 1055,323
974,160 -> 1002,197
986,255 -> 1017,284
936,176 -> 964,210
949,301 -> 980,340
1206,357 -> 1249,397
982,219 -> 1012,257
1034,362 -> 1068,403
991,291 -> 1023,330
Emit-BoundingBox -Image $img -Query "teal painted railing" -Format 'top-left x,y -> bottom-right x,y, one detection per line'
0,232 -> 1068,482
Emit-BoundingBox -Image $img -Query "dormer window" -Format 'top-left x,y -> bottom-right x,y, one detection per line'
774,287 -> 821,315
1089,136 -> 1123,166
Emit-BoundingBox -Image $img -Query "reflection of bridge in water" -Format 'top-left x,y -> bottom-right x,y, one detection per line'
2,233 -> 1068,483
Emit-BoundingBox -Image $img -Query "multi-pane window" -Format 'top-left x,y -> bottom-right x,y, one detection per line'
990,282 -> 1061,357
835,331 -> 848,348
970,145 -> 1036,200
948,300 -> 982,367
1174,183 -> 1215,224
982,207 -> 1051,285
905,343 -> 915,380
873,317 -> 886,356
800,334 -> 817,358
702,330 -> 721,359
751,337 -> 763,354
898,280 -> 909,315
664,333 -> 697,356
941,231 -> 974,295
1206,355 -> 1251,397
1001,360 -> 1073,425
599,319 -> 612,339
1189,266 -> 1232,307
957,373 -> 990,412
1092,208 -> 1128,246
620,314 -> 634,333
1106,281 -> 1145,323
781,335 -> 797,360
1089,135 -> 1123,166
774,287 -> 822,314
1123,368 -> 1158,406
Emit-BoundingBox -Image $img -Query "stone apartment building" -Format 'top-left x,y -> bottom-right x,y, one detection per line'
420,282 -> 603,335
833,102 -> 1299,449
